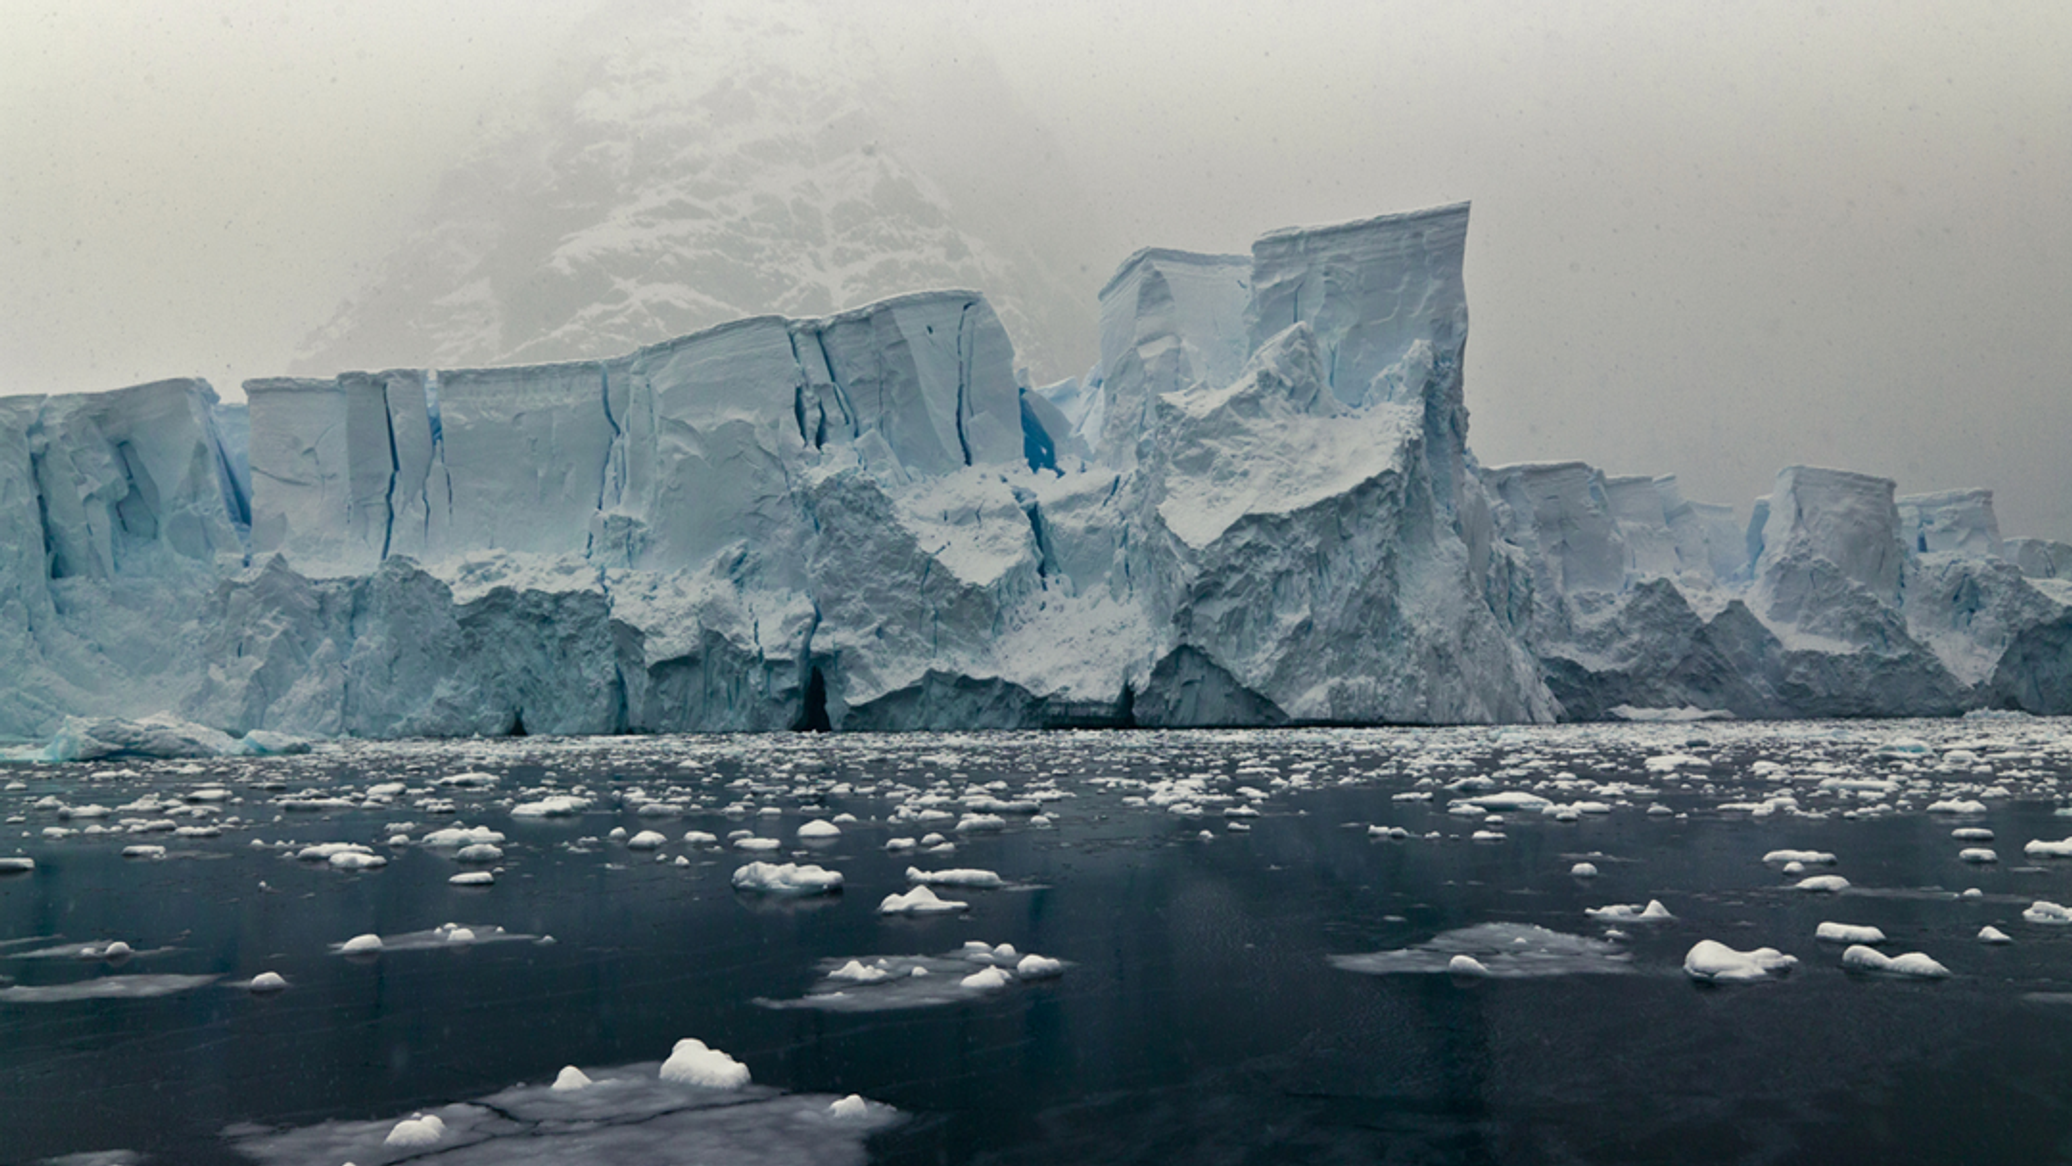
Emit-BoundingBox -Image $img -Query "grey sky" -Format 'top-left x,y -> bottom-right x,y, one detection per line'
4,0 -> 2067,539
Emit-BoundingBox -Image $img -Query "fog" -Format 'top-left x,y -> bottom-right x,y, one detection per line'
3,0 -> 2066,538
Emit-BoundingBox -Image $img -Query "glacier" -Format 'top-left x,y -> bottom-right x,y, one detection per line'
1,202 -> 2065,746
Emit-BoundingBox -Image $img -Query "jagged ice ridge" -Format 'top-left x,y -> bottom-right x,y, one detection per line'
1,203 -> 2066,745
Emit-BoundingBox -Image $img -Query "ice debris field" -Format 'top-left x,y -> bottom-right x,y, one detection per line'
5,717 -> 2072,1162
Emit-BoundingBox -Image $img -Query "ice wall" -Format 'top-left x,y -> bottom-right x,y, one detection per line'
2,202 -> 2066,742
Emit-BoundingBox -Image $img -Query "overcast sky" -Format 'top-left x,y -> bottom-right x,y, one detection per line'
4,0 -> 2067,539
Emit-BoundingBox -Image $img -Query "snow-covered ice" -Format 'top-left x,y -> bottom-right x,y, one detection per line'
657,1038 -> 750,1089
730,862 -> 843,895
1331,923 -> 1635,979
1683,941 -> 1797,983
1841,945 -> 1950,978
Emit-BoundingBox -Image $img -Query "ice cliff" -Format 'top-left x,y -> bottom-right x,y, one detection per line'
2,204 -> 2065,743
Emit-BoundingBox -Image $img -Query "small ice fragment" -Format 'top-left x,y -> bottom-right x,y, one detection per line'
1842,945 -> 1950,978
829,1093 -> 868,1119
1958,848 -> 1997,864
608,827 -> 627,840
121,844 -> 166,859
2023,900 -> 2072,923
828,960 -> 891,984
1585,900 -> 1674,922
1782,861 -> 1806,875
1796,875 -> 1850,892
1961,887 -> 1984,899
1683,940 -> 1797,982
1952,827 -> 1994,841
660,1038 -> 751,1088
797,819 -> 841,839
385,1114 -> 445,1147
445,927 -> 475,943
682,830 -> 718,845
673,855 -> 690,866
878,885 -> 968,915
0,857 -> 33,873
1926,799 -> 1988,814
1570,862 -> 1599,878
1979,925 -> 2012,944
906,866 -> 1004,889
961,966 -> 1012,990
919,833 -> 946,847
1016,954 -> 1064,978
1816,922 -> 1886,944
1198,829 -> 1214,841
733,837 -> 780,852
910,966 -> 929,977
2023,838 -> 2072,858
627,830 -> 666,850
1447,954 -> 1490,976
341,933 -> 382,955
551,1065 -> 592,1091
885,837 -> 917,851
455,843 -> 503,862
993,943 -> 1017,959
1471,830 -> 1506,843
101,940 -> 133,959
329,851 -> 387,871
1763,850 -> 1837,865
249,971 -> 287,993
449,871 -> 494,886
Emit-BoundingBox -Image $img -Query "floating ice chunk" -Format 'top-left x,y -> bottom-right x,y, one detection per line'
733,837 -> 780,852
1816,922 -> 1886,944
454,843 -> 503,862
511,795 -> 590,818
2024,838 -> 2072,858
0,857 -> 33,873
2023,900 -> 2072,923
956,814 -> 1006,833
1447,803 -> 1488,818
1842,945 -> 1950,978
1960,887 -> 1983,899
421,825 -> 506,847
1979,926 -> 2013,944
1016,954 -> 1065,978
551,1065 -> 592,1091
731,862 -> 843,895
1448,954 -> 1490,976
796,819 -> 841,840
1570,862 -> 1599,878
341,933 -> 382,955
1585,900 -> 1674,922
444,927 -> 475,943
1645,754 -> 1711,773
658,1038 -> 750,1088
121,844 -> 166,859
248,971 -> 288,992
1927,799 -> 1988,814
1958,848 -> 1998,864
1684,940 -> 1797,982
884,837 -> 917,851
1471,830 -> 1506,842
829,1094 -> 869,1119
906,866 -> 1004,889
878,885 -> 968,915
0,973 -> 219,1003
608,827 -> 628,840
627,830 -> 667,850
384,1114 -> 445,1147
1763,849 -> 1837,865
99,940 -> 134,960
1952,827 -> 1995,841
919,833 -> 947,847
828,960 -> 892,984
960,966 -> 1012,990
436,772 -> 498,788
449,871 -> 494,886
330,851 -> 387,870
1367,825 -> 1409,839
1796,875 -> 1850,892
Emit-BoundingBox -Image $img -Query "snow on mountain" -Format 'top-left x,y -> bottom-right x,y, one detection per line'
289,0 -> 1104,387
0,199 -> 2065,745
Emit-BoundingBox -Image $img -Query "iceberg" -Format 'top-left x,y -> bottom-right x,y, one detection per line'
0,203 -> 2066,743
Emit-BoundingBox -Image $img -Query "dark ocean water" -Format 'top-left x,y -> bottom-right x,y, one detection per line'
4,719 -> 2071,1165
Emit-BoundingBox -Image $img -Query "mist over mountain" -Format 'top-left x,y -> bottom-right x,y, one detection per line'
290,0 -> 1113,384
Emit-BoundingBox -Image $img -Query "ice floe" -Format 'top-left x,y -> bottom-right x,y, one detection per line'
2022,900 -> 2072,924
1585,900 -> 1674,922
905,866 -> 1005,889
0,974 -> 219,1003
1795,875 -> 1850,892
1979,925 -> 2013,943
758,942 -> 1070,1012
1816,922 -> 1886,943
330,924 -> 536,954
1331,923 -> 1635,979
